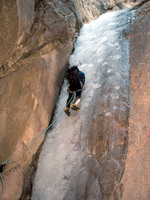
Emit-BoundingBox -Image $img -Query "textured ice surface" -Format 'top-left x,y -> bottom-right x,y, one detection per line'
32,9 -> 134,200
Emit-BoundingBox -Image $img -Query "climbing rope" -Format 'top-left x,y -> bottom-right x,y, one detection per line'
0,175 -> 4,199
0,93 -> 74,198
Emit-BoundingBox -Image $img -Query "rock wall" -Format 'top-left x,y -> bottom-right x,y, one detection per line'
85,2 -> 150,199
0,0 -> 82,78
0,0 -> 18,67
75,0 -> 142,22
0,1 -> 82,199
121,1 -> 150,199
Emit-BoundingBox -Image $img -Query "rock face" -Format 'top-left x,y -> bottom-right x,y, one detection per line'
0,0 -> 82,77
86,2 -> 150,199
121,1 -> 150,199
0,1 -> 82,199
75,0 -> 142,22
0,0 -> 147,199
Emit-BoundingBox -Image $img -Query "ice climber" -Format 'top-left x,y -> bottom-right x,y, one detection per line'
65,66 -> 85,116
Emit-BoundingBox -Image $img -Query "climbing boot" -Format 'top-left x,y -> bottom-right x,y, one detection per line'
71,104 -> 80,111
65,107 -> 71,116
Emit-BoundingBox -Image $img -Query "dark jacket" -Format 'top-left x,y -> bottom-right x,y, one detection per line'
68,70 -> 85,93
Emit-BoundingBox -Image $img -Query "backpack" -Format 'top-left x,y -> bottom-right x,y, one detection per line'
66,66 -> 79,81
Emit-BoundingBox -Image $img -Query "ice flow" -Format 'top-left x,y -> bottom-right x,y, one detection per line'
32,9 -> 134,200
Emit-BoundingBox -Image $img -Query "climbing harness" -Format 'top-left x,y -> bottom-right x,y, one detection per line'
0,94 -> 74,199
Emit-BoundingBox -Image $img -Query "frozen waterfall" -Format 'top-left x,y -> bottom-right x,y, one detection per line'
32,8 -> 134,200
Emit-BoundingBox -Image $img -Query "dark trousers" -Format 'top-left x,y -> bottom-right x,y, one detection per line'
66,91 -> 81,108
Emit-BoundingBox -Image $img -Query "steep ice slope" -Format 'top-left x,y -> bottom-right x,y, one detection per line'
32,9 -> 134,200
